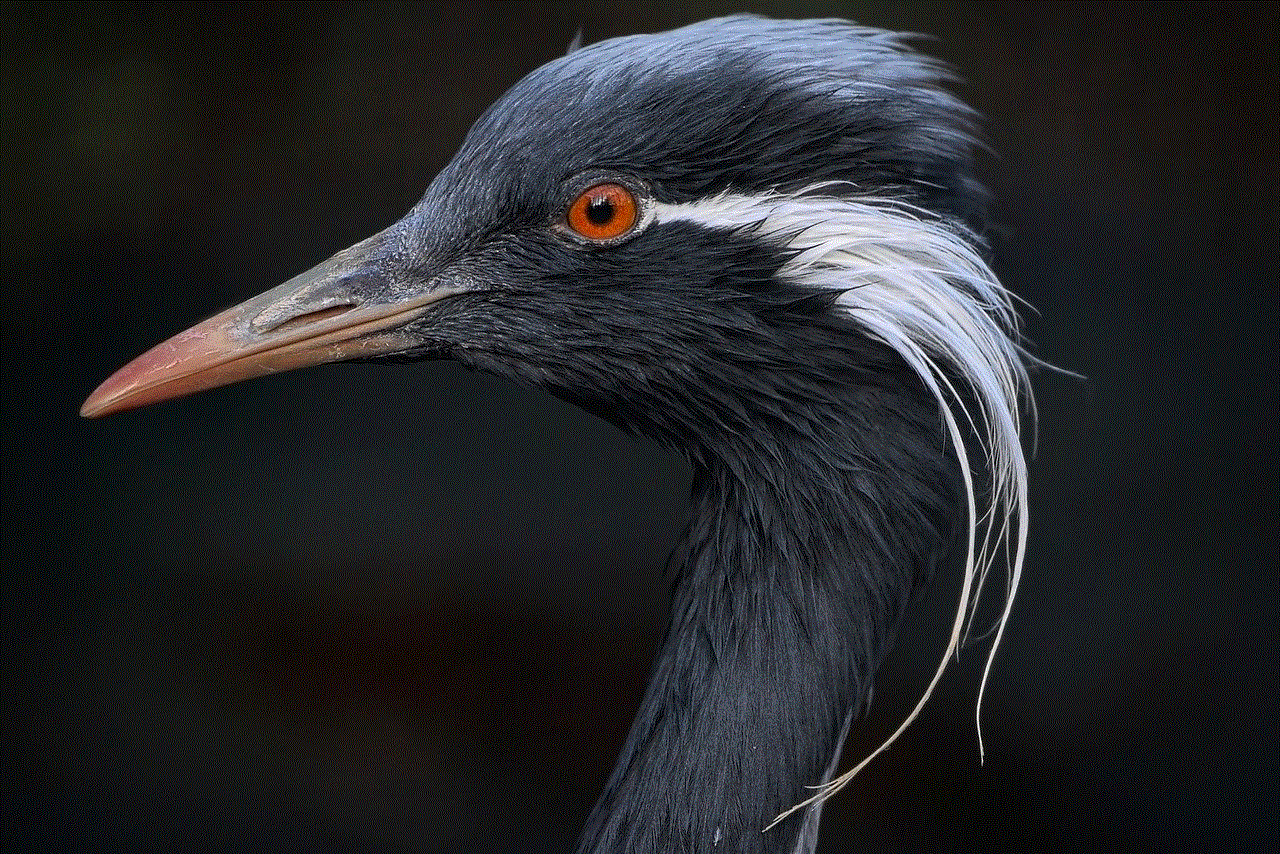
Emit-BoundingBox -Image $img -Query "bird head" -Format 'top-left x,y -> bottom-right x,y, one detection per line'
81,16 -> 1035,820
82,16 -> 1017,457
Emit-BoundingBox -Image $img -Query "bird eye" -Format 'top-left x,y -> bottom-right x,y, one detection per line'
566,183 -> 640,242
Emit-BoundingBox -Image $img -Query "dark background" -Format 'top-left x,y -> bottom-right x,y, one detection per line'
3,2 -> 1276,851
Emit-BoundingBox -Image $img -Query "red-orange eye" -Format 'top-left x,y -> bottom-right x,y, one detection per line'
566,183 -> 639,242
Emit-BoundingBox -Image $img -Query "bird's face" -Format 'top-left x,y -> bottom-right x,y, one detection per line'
78,162 -> 802,438
82,17 -> 984,445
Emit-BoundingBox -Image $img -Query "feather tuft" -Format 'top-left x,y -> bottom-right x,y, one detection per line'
653,187 -> 1032,824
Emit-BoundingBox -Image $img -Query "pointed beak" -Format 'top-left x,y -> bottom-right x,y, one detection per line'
81,232 -> 461,418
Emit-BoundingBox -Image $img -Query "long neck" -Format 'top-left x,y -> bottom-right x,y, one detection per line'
576,370 -> 962,854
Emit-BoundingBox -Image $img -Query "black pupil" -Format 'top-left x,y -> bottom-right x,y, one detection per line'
585,194 -> 615,226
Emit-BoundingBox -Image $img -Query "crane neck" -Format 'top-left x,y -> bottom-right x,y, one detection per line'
577,368 -> 963,854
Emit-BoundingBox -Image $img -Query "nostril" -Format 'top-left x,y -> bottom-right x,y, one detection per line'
266,303 -> 359,333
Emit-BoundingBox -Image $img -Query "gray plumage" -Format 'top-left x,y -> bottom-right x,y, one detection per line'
82,15 -> 1034,854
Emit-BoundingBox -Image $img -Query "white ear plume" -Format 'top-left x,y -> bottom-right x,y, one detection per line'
653,187 -> 1033,824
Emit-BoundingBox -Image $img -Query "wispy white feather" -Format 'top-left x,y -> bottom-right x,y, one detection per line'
652,188 -> 1032,824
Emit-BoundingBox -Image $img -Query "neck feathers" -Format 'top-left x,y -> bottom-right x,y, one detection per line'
578,371 -> 963,854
